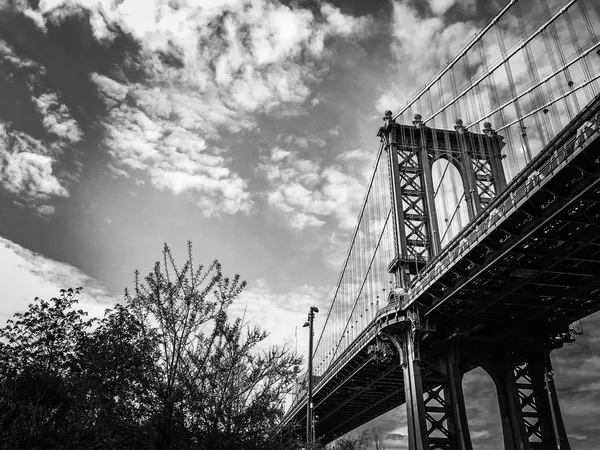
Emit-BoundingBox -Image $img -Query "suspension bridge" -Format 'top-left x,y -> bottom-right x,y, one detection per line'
283,0 -> 600,448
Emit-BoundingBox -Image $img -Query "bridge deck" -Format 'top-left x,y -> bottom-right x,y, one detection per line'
284,96 -> 600,444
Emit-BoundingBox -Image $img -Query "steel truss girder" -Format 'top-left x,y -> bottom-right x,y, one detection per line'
487,346 -> 571,450
463,194 -> 600,321
426,144 -> 600,323
398,145 -> 431,263
472,156 -> 497,207
316,357 -> 395,424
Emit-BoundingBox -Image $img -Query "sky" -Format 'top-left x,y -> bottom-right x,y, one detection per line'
0,0 -> 599,449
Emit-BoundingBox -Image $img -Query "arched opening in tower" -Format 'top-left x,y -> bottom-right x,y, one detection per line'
462,367 -> 504,449
431,158 -> 469,248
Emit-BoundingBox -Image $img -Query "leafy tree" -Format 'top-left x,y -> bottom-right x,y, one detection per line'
0,288 -> 94,449
73,303 -> 160,448
0,288 -> 92,377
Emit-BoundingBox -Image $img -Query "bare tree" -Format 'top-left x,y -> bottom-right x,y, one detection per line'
328,427 -> 386,450
329,430 -> 370,450
127,242 -> 302,449
369,427 -> 385,450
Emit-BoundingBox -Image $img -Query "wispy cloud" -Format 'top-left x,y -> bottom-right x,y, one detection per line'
98,83 -> 255,216
257,146 -> 373,230
90,0 -> 371,217
0,236 -> 118,325
377,1 -> 478,113
428,0 -> 476,16
233,279 -> 333,360
0,123 -> 72,212
0,36 -> 83,213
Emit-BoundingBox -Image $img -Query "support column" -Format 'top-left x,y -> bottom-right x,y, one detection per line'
455,120 -> 479,220
489,350 -> 529,450
419,127 -> 442,256
403,322 -> 429,450
489,346 -> 571,450
444,343 -> 473,450
387,136 -> 412,290
389,311 -> 473,450
482,122 -> 507,194
543,352 -> 570,450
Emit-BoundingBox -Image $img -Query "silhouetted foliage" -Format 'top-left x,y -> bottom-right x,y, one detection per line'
329,428 -> 386,450
73,303 -> 159,448
0,288 -> 94,449
0,243 -> 302,450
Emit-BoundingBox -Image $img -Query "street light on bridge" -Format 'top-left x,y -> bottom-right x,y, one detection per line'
303,306 -> 319,446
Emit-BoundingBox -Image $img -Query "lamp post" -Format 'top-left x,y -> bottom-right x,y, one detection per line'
303,306 -> 319,446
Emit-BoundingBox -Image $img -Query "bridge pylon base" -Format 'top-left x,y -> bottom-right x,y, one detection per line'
407,337 -> 473,450
383,322 -> 572,450
485,345 -> 571,450
382,327 -> 474,450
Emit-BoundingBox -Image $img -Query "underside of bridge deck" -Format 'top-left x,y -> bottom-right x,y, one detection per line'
425,132 -> 600,344
310,343 -> 405,443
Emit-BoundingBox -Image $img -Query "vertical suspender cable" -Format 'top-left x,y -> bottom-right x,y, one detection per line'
495,20 -> 533,163
514,1 -> 549,149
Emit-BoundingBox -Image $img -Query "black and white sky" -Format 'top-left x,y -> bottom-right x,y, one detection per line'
0,0 -> 599,449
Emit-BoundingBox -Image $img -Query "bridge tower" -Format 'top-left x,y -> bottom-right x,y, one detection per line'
379,110 -> 507,290
377,113 -> 571,450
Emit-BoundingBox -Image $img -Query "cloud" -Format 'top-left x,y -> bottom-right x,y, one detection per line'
1,0 -> 373,217
233,279 -> 333,360
429,0 -> 457,15
0,236 -> 118,325
281,135 -> 328,149
97,84 -> 254,216
0,17 -> 86,212
257,146 -> 373,230
33,0 -> 371,216
32,92 -> 83,145
0,147 -> 67,199
385,432 -> 407,441
428,0 -> 476,16
377,2 -> 478,113
347,406 -> 408,450
0,123 -> 70,209
321,4 -> 369,37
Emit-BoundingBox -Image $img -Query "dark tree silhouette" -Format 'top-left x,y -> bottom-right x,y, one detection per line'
0,243 -> 302,450
0,288 -> 94,448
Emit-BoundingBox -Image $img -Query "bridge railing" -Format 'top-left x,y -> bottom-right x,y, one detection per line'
288,304 -> 387,418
